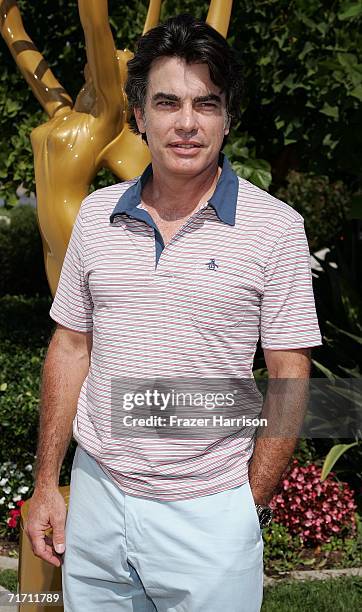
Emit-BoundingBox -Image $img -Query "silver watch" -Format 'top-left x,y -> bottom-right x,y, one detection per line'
255,504 -> 273,528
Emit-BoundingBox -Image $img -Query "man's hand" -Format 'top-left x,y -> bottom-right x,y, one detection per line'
24,487 -> 67,568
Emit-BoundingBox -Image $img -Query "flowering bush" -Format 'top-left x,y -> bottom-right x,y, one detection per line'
0,460 -> 33,540
7,500 -> 25,528
270,459 -> 357,546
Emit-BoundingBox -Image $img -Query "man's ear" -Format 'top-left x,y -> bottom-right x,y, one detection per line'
134,107 -> 146,134
224,113 -> 231,136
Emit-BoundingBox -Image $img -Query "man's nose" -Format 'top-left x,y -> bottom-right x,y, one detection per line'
175,103 -> 198,133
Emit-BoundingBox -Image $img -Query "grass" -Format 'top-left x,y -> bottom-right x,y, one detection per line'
262,576 -> 362,611
0,569 -> 17,592
0,570 -> 361,609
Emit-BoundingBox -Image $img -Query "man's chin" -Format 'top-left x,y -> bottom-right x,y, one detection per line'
163,152 -> 212,175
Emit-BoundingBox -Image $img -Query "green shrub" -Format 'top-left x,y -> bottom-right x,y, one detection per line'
0,338 -> 46,468
275,171 -> 352,252
0,205 -> 49,296
0,296 -> 51,473
263,520 -> 362,575
263,523 -> 302,574
0,295 -> 76,540
292,438 -> 317,466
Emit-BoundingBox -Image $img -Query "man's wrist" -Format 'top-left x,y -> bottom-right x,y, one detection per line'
34,470 -> 61,493
250,486 -> 272,506
33,480 -> 60,494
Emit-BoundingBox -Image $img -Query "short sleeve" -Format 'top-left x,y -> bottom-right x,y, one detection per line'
49,207 -> 93,332
260,219 -> 322,349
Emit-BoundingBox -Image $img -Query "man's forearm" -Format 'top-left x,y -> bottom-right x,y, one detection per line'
248,436 -> 298,505
249,358 -> 311,505
248,387 -> 307,504
34,329 -> 91,491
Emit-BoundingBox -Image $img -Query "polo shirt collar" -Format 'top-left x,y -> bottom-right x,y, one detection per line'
110,152 -> 238,226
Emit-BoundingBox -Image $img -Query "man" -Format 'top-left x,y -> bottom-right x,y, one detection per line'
25,14 -> 322,612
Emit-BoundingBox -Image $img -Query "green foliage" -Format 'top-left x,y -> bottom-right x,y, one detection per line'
0,296 -> 76,490
90,167 -> 120,194
263,518 -> 362,575
308,222 -> 362,507
0,205 -> 48,296
292,439 -> 317,465
276,171 -> 352,251
319,512 -> 362,569
223,128 -> 272,191
231,0 -> 362,185
311,222 -> 362,379
263,523 -> 303,574
0,296 -> 52,472
321,442 -> 359,481
0,111 -> 43,206
0,339 -> 46,468
0,569 -> 17,592
338,1 -> 362,21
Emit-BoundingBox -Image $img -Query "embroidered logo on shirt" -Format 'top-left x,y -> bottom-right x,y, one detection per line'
206,259 -> 219,271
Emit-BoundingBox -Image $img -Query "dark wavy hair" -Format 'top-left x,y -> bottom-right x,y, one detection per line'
125,14 -> 244,140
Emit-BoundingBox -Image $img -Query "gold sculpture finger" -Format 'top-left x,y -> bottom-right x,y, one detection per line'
143,0 -> 162,33
206,0 -> 233,38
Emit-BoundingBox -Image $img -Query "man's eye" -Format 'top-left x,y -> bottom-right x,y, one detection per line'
198,102 -> 217,109
158,101 -> 175,107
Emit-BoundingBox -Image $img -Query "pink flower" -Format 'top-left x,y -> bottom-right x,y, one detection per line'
6,501 -> 24,530
270,460 -> 357,546
9,509 -> 20,518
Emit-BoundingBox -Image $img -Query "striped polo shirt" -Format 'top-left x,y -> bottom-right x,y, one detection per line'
50,154 -> 322,500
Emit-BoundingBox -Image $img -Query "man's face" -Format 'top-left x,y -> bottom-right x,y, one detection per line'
134,56 -> 230,177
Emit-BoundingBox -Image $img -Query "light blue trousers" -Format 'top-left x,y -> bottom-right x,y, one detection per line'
62,445 -> 264,611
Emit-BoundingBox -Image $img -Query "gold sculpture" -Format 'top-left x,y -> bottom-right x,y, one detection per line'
0,0 -> 160,295
0,0 -> 232,296
1,1 -> 233,608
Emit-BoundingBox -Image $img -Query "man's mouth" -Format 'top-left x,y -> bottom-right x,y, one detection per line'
168,143 -> 203,149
